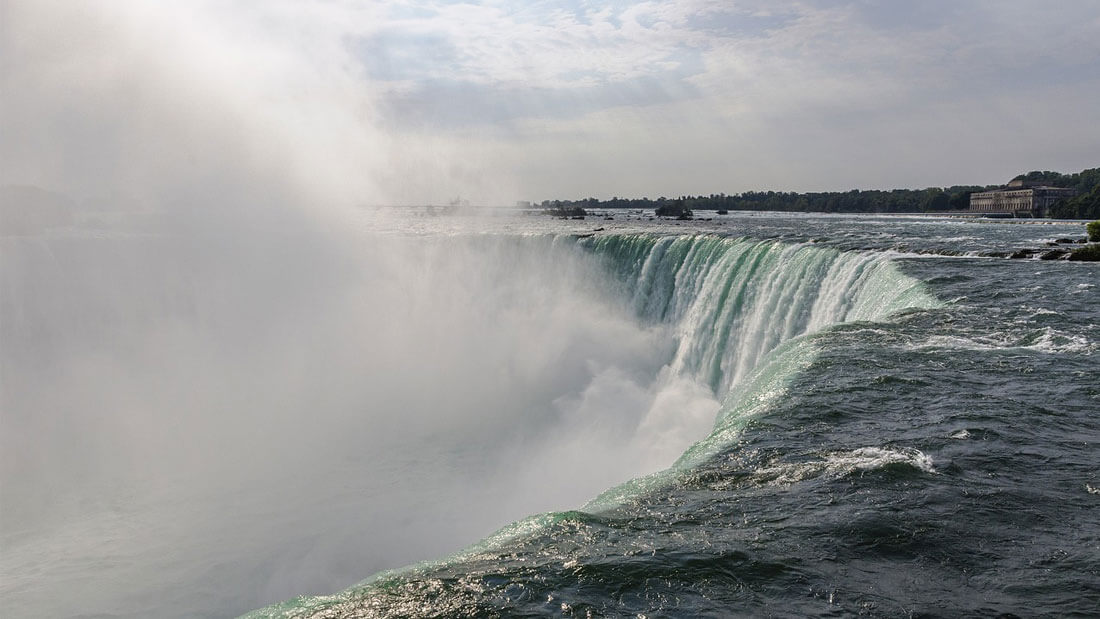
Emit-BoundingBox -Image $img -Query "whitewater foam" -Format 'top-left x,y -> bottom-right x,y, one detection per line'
751,447 -> 937,486
906,327 -> 1094,354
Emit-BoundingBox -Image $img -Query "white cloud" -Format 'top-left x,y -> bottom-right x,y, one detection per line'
2,0 -> 1098,204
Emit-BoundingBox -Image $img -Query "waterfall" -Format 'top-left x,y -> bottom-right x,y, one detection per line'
242,232 -> 943,619
579,234 -> 940,506
585,234 -> 937,392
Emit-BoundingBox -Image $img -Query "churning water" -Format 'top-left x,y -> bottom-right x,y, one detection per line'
2,211 -> 1098,617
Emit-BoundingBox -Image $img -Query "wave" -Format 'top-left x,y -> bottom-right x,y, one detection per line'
244,234 -> 941,618
904,328 -> 1095,354
748,446 -> 936,486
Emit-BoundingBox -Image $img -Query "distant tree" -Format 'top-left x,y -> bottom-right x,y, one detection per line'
546,203 -> 586,218
1015,170 -> 1067,186
1068,243 -> 1100,261
531,167 -> 1097,217
655,199 -> 692,219
1087,220 -> 1100,242
1050,185 -> 1100,219
1073,168 -> 1100,193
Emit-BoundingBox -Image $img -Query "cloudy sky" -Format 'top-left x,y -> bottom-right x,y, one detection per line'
3,0 -> 1099,205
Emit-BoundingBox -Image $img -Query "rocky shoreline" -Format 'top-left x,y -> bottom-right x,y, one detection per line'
984,237 -> 1099,261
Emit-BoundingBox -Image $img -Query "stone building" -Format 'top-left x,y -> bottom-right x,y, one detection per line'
969,180 -> 1077,217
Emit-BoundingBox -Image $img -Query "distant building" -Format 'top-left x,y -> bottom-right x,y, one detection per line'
969,181 -> 1076,217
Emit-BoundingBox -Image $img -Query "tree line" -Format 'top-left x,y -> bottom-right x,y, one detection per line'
536,168 -> 1100,219
1018,168 -> 1100,219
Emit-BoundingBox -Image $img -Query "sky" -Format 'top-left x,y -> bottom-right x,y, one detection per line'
2,0 -> 1099,205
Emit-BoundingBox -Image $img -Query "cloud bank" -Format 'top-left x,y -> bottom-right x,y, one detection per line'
355,0 -> 1100,201
4,1 -> 1099,205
